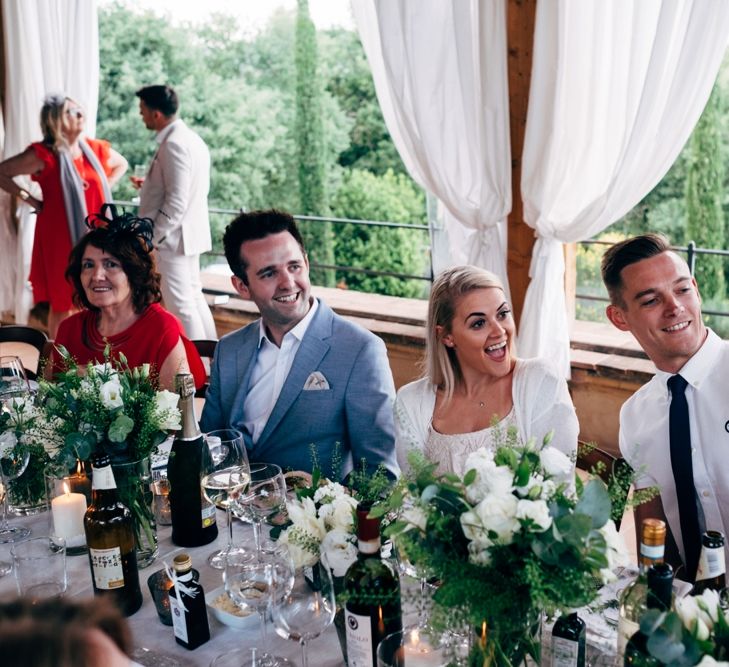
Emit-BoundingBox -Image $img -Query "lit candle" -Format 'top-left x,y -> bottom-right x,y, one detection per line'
401,628 -> 446,667
51,481 -> 87,547
68,460 -> 92,502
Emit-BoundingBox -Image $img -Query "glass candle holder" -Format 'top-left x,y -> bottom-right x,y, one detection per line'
377,627 -> 447,667
147,567 -> 200,626
45,469 -> 90,555
151,477 -> 172,526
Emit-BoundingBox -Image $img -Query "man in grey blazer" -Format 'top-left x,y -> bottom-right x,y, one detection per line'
200,209 -> 399,480
134,84 -> 217,341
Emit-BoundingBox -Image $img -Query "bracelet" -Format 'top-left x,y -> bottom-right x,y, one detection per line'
18,189 -> 30,201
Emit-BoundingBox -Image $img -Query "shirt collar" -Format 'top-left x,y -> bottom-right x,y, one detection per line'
660,327 -> 721,393
155,118 -> 180,144
257,297 -> 319,349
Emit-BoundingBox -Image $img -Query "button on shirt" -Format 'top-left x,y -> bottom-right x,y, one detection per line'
242,299 -> 319,444
619,329 -> 729,573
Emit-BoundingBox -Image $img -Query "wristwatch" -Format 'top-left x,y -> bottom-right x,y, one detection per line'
18,189 -> 30,201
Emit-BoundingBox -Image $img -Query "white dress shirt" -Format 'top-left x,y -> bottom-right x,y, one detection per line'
242,299 -> 319,444
619,329 -> 729,573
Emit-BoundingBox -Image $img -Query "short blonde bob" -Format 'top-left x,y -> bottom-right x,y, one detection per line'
424,265 -> 510,404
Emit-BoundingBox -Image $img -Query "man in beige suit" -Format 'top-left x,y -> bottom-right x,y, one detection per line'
133,84 -> 217,340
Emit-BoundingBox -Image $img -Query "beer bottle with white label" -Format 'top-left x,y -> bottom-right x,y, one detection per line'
344,503 -> 402,667
167,373 -> 218,547
693,531 -> 726,594
84,452 -> 143,616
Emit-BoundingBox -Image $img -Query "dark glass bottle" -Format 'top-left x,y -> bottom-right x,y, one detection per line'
83,452 -> 143,617
552,612 -> 586,667
344,503 -> 402,667
624,563 -> 674,667
168,553 -> 210,650
694,531 -> 726,594
167,373 -> 218,547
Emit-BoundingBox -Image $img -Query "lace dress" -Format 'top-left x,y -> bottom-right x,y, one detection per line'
423,406 -> 517,476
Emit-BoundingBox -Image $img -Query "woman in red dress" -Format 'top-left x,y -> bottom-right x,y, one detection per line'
51,205 -> 205,392
0,94 -> 127,337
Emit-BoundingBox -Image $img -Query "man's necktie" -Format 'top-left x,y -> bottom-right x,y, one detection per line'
668,373 -> 701,581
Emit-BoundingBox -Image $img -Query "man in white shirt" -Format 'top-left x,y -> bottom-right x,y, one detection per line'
200,209 -> 398,480
602,233 -> 729,581
134,85 -> 217,341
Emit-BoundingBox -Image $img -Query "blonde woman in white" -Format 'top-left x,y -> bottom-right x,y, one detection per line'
395,266 -> 578,476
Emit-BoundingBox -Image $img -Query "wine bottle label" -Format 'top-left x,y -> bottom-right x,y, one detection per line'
345,610 -> 374,667
639,543 -> 664,560
169,594 -> 189,644
552,636 -> 579,667
697,546 -> 725,581
89,546 -> 124,590
91,466 -> 117,490
201,502 -> 216,528
617,616 -> 639,657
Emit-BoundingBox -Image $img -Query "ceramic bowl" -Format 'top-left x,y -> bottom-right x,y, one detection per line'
205,585 -> 256,629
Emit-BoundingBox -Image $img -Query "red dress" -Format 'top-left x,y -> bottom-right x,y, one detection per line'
51,303 -> 206,389
29,139 -> 112,313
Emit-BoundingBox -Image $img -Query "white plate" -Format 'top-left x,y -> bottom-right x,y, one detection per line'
205,585 -> 257,630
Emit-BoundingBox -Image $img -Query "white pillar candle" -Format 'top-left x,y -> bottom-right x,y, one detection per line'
51,484 -> 87,546
401,628 -> 446,667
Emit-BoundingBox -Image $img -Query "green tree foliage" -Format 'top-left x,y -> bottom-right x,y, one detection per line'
330,169 -> 428,298
686,83 -> 726,300
295,0 -> 334,286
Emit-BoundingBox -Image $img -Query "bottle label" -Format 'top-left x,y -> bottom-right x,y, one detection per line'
89,546 -> 124,590
201,502 -> 216,528
617,616 -> 639,657
345,610 -> 374,667
696,546 -> 726,581
91,466 -> 117,491
169,594 -> 189,644
552,636 -> 579,667
639,543 -> 664,560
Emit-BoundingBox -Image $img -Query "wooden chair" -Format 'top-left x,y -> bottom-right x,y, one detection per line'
0,325 -> 49,380
576,441 -> 633,531
191,339 -> 218,399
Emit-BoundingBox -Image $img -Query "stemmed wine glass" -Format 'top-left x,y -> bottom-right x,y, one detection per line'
237,463 -> 287,554
272,555 -> 336,667
0,444 -> 31,554
201,428 -> 250,569
0,356 -> 30,404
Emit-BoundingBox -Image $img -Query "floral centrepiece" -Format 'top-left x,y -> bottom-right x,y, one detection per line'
378,429 -> 628,667
636,588 -> 729,666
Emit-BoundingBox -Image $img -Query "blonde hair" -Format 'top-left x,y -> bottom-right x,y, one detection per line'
40,94 -> 78,150
424,265 -> 508,403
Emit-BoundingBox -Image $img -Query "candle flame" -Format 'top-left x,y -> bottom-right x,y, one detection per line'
75,459 -> 84,475
409,628 -> 420,646
481,620 -> 488,649
62,481 -> 70,495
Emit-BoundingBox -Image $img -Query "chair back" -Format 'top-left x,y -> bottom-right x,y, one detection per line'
576,441 -> 632,531
0,325 -> 49,380
191,339 -> 218,398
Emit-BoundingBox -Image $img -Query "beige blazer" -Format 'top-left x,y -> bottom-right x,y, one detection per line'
138,119 -> 212,256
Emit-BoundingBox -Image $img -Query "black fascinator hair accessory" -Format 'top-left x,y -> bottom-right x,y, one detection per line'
85,204 -> 154,254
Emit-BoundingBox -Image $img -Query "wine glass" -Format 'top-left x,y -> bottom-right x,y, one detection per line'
224,550 -> 293,667
237,463 -> 287,554
202,428 -> 250,569
0,356 -> 30,404
272,556 -> 336,667
0,444 -> 31,546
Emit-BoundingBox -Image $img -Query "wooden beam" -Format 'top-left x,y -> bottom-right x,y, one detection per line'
506,0 -> 537,328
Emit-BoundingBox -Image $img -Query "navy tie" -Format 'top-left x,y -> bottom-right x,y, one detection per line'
668,374 -> 701,581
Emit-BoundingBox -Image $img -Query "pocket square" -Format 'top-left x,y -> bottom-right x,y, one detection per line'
303,371 -> 330,391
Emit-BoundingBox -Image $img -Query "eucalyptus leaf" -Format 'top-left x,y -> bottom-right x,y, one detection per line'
463,468 -> 477,486
109,414 -> 134,442
575,479 -> 611,529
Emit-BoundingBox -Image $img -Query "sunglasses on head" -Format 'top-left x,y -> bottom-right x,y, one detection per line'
66,108 -> 84,119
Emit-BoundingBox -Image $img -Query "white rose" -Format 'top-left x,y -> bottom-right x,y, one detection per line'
515,473 -> 544,499
696,589 -> 722,630
401,505 -> 427,532
154,390 -> 181,429
539,446 -> 573,479
320,494 -> 358,532
467,539 -> 492,566
278,530 -> 319,569
697,656 -> 729,667
287,497 -> 326,541
99,380 -> 124,409
313,481 -> 348,505
460,508 -> 490,544
676,595 -> 712,639
516,499 -> 552,532
321,529 -> 358,576
464,459 -> 514,504
473,493 -> 519,545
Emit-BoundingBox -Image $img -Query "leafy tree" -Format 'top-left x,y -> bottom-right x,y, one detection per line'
686,83 -> 726,300
295,0 -> 334,285
330,169 -> 428,298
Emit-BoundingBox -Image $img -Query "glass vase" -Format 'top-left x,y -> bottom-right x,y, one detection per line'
469,610 -> 543,667
8,443 -> 50,515
110,458 -> 158,569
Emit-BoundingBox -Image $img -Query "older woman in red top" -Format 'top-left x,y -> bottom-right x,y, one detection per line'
51,205 -> 205,391
0,94 -> 128,337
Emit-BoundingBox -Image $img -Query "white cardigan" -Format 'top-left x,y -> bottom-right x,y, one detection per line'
394,357 -> 579,472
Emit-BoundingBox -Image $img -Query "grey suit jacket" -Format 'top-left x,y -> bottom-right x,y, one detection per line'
200,300 -> 399,480
138,119 -> 211,256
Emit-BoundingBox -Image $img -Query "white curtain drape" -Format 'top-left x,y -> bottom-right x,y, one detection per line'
520,0 -> 729,375
351,0 -> 512,289
1,0 -> 100,324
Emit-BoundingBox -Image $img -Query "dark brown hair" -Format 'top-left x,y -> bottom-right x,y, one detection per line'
135,84 -> 179,117
601,233 -> 671,307
66,207 -> 161,313
0,597 -> 131,667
